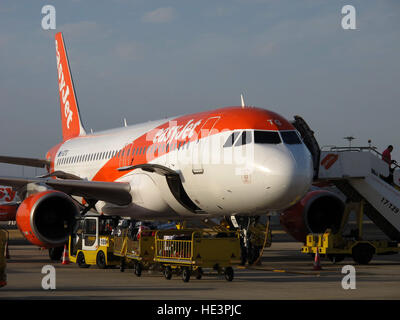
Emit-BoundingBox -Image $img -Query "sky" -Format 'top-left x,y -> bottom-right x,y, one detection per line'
0,0 -> 399,176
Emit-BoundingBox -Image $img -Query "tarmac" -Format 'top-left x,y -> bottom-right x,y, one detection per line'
1,223 -> 399,300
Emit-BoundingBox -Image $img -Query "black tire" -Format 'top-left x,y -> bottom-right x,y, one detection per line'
196,267 -> 203,280
224,267 -> 234,281
96,251 -> 107,269
134,263 -> 142,277
48,246 -> 64,261
164,266 -> 172,280
182,267 -> 191,282
77,252 -> 90,268
352,243 -> 374,265
327,254 -> 345,264
120,259 -> 126,272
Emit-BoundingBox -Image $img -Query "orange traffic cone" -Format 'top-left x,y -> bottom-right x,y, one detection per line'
61,244 -> 70,265
313,247 -> 322,271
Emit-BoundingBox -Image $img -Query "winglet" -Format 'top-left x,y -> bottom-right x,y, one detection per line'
55,32 -> 86,141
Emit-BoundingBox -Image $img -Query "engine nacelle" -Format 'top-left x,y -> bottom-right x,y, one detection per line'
16,190 -> 79,247
280,189 -> 345,242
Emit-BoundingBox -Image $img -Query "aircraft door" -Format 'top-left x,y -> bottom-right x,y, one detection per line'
192,116 -> 220,174
119,143 -> 133,169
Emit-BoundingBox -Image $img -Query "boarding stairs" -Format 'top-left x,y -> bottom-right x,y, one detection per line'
317,146 -> 400,241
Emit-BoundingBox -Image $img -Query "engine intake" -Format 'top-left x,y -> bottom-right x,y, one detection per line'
16,190 -> 79,247
280,189 -> 345,242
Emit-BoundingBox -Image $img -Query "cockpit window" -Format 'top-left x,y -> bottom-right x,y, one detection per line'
281,131 -> 302,145
254,131 -> 281,144
223,132 -> 240,148
235,131 -> 252,146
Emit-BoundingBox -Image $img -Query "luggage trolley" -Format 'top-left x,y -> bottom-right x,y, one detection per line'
154,229 -> 241,282
113,221 -> 157,277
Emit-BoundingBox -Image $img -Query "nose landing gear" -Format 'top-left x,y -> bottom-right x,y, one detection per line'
230,215 -> 271,266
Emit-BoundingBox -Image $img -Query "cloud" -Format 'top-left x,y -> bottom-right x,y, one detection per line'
142,7 -> 176,23
114,42 -> 144,61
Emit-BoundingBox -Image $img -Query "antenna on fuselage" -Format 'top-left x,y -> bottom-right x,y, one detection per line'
241,94 -> 245,109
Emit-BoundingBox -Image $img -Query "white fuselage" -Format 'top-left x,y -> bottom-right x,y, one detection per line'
51,109 -> 313,220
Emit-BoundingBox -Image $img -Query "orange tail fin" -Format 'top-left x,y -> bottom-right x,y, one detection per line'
55,32 -> 86,141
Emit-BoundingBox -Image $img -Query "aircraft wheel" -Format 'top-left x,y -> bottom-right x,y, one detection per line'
48,246 -> 64,261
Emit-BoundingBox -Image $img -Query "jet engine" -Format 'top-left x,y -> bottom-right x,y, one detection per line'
280,189 -> 345,242
16,190 -> 79,247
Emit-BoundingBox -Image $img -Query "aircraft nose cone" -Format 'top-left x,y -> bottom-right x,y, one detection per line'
258,146 -> 313,209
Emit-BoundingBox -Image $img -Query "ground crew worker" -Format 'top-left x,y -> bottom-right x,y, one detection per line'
382,145 -> 393,165
382,145 -> 394,183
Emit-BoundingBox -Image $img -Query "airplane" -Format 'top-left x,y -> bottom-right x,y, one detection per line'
0,32 -> 313,260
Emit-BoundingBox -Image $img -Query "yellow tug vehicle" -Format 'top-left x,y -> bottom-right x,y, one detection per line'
302,201 -> 400,264
69,215 -> 120,268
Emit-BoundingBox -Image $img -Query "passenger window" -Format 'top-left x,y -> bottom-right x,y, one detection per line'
223,132 -> 240,148
281,131 -> 302,145
235,131 -> 252,146
254,131 -> 281,144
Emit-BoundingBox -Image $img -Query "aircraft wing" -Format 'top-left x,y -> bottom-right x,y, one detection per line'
0,176 -> 132,206
0,155 -> 50,168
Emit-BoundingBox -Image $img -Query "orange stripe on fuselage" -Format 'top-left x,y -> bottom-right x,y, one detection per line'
88,106 -> 295,183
